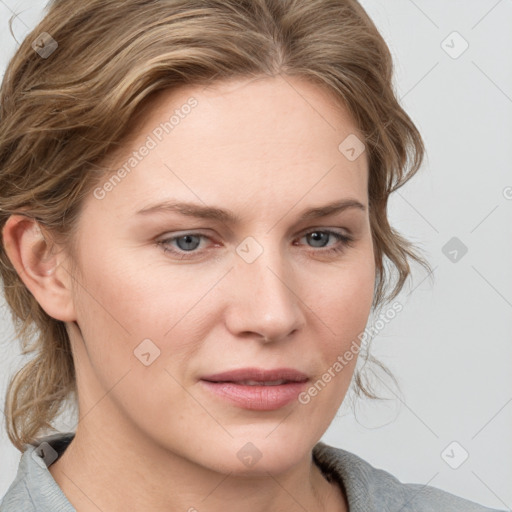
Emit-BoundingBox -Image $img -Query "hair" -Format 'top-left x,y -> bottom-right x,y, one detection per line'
0,0 -> 432,452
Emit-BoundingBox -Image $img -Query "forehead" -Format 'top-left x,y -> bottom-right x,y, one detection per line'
149,75 -> 364,151
90,75 -> 368,218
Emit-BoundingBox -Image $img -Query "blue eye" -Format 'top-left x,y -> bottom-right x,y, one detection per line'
157,229 -> 354,260
301,230 -> 354,253
170,234 -> 202,252
158,233 -> 207,259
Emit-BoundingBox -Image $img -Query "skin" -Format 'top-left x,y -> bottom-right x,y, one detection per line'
3,75 -> 375,512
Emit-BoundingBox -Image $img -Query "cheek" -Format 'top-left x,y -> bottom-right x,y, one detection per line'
69,250 -> 155,369
69,252 -> 221,446
70,249 -> 209,370
309,251 -> 375,369
74,243 -> 167,329
314,248 -> 375,326
295,259 -> 375,434
69,255 -> 195,418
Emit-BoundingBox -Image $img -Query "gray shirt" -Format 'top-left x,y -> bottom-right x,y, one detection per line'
0,432 -> 505,511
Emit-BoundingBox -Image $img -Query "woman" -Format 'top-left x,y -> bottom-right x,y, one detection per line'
0,0 -> 504,511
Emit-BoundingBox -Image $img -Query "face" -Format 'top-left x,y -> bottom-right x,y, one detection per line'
65,75 -> 375,475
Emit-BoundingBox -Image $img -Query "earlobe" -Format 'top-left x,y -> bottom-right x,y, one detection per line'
2,214 -> 77,322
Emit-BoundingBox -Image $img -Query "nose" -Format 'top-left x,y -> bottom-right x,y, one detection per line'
224,239 -> 306,344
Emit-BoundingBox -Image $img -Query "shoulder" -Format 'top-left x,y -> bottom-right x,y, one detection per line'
0,479 -> 36,512
312,441 -> 505,512
0,432 -> 75,512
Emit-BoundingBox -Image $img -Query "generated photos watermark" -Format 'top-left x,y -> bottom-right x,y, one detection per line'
93,97 -> 198,200
298,301 -> 403,404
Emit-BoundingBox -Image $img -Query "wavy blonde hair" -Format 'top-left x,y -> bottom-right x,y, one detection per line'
0,0 -> 431,452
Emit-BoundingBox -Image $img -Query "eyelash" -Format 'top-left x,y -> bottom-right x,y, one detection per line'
156,229 -> 355,260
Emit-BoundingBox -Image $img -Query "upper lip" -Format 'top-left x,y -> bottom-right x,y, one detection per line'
201,367 -> 309,383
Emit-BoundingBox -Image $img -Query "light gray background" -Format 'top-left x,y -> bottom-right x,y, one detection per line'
0,0 -> 511,509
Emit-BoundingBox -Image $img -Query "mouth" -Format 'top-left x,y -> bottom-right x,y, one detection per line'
199,367 -> 309,410
200,367 -> 309,384
212,379 -> 292,386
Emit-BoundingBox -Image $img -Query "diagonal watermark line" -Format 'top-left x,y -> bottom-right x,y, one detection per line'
406,265 -> 438,297
396,191 -> 439,233
472,397 -> 512,439
406,0 -> 439,28
400,62 -> 439,101
164,163 -> 204,198
60,264 -> 131,335
266,164 -> 337,234
280,74 -> 337,132
163,267 -> 234,337
471,265 -> 512,309
0,0 -> 30,30
263,470 -> 310,512
470,205 -> 499,233
164,163 -> 237,239
471,471 -> 510,510
471,0 -> 505,30
264,406 -> 296,439
72,368 -> 131,428
374,370 -> 440,438
199,471 -> 233,503
472,61 -> 512,105
397,472 -> 440,512
61,468 -> 106,512
163,368 -> 234,438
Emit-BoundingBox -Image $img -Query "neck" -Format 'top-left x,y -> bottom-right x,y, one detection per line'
48,333 -> 347,512
49,422 -> 346,512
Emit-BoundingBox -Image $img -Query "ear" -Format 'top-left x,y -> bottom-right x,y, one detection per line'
2,214 -> 77,322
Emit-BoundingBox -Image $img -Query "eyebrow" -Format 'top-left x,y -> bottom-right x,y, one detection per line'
135,198 -> 366,223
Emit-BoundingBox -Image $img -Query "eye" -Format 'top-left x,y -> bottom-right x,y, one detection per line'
296,229 -> 355,255
156,229 -> 355,260
157,233 -> 210,259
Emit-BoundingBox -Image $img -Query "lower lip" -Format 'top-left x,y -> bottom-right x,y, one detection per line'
200,380 -> 308,410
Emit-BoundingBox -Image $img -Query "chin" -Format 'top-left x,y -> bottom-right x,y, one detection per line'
198,433 -> 312,476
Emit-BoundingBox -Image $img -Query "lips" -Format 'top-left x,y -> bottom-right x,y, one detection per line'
231,379 -> 288,386
200,367 -> 309,384
200,367 -> 310,410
